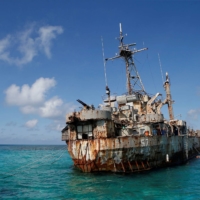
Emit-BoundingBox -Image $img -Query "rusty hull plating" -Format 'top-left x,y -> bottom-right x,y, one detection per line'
62,24 -> 200,173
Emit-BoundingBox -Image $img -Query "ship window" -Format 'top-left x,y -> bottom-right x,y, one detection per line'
77,124 -> 93,139
78,133 -> 82,139
77,126 -> 82,132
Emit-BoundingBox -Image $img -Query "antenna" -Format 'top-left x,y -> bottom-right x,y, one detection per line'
105,23 -> 148,95
119,23 -> 122,33
158,53 -> 164,84
101,36 -> 108,86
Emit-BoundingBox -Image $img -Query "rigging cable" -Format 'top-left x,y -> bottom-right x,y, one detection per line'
51,149 -> 66,164
158,53 -> 164,84
146,52 -> 157,93
143,41 -> 157,93
101,36 -> 108,87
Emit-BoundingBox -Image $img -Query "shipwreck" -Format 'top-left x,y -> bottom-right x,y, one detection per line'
62,24 -> 200,172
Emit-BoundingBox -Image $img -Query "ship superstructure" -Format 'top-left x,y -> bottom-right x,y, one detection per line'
62,24 -> 200,172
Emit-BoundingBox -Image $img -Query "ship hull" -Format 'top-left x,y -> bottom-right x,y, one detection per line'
67,135 -> 200,172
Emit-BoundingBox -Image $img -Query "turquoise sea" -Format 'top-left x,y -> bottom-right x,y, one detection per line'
1,145 -> 200,200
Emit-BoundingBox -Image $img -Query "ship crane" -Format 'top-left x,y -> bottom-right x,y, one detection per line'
164,72 -> 174,120
105,23 -> 148,95
146,93 -> 161,114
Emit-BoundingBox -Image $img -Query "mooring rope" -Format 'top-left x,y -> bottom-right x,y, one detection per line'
193,146 -> 200,155
1,146 -> 67,179
50,149 -> 66,164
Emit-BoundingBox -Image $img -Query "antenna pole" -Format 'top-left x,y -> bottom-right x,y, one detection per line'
119,23 -> 124,47
164,72 -> 174,120
101,36 -> 111,106
119,23 -> 122,33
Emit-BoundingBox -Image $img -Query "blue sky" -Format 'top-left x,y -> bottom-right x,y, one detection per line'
0,0 -> 200,144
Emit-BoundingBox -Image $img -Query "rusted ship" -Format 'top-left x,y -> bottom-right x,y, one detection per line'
62,24 -> 200,173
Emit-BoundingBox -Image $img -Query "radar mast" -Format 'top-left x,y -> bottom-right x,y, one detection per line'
106,23 -> 148,95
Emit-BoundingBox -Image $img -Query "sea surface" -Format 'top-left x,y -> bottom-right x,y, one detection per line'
1,145 -> 200,200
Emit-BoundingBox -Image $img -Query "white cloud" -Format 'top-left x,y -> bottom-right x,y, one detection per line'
39,96 -> 63,118
0,24 -> 63,66
15,27 -> 37,66
5,77 -> 56,106
25,119 -> 38,128
5,77 -> 77,120
38,26 -> 63,58
187,109 -> 200,120
0,35 -> 11,63
19,96 -> 74,119
0,35 -> 10,53
20,105 -> 37,115
20,96 -> 75,120
46,120 -> 66,132
38,97 -> 76,119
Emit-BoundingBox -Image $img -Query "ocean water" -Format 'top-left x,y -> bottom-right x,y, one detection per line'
1,145 -> 200,200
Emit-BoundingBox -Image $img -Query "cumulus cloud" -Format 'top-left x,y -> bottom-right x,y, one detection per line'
19,96 -> 75,120
39,96 -> 63,118
19,96 -> 75,119
25,119 -> 38,128
0,24 -> 63,66
5,77 -> 56,106
5,77 -> 77,120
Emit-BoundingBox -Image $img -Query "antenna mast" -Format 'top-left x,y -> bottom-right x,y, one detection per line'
106,23 -> 148,95
101,36 -> 111,106
164,72 -> 174,120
